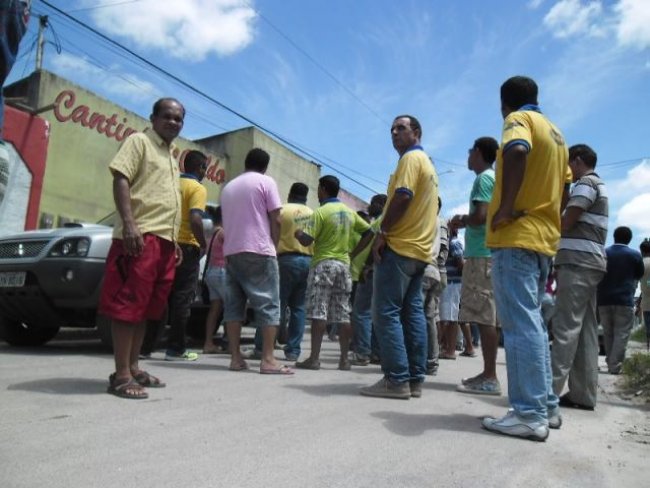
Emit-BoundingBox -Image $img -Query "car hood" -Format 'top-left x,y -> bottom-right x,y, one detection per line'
0,224 -> 112,241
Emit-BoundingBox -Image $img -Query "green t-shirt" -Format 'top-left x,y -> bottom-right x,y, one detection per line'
307,200 -> 370,266
350,219 -> 381,281
465,168 -> 495,258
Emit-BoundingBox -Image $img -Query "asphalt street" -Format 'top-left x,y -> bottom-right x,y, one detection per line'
1,328 -> 648,488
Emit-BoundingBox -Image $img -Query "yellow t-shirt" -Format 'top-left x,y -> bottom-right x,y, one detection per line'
277,202 -> 314,255
177,175 -> 207,247
486,108 -> 571,256
109,129 -> 182,242
385,147 -> 438,263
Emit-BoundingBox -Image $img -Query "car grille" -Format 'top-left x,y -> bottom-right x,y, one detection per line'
0,240 -> 50,258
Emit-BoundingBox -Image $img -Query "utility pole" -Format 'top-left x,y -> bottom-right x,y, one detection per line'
35,15 -> 48,71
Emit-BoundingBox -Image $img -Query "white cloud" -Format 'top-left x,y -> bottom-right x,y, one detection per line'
611,159 -> 650,193
446,203 -> 469,220
614,0 -> 650,49
543,0 -> 605,39
88,0 -> 257,61
617,193 -> 650,234
50,52 -> 159,102
528,0 -> 546,9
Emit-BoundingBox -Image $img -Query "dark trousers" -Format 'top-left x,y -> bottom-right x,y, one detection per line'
166,244 -> 201,354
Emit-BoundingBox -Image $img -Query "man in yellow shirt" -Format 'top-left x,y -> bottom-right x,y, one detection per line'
251,183 -> 313,361
164,150 -> 208,361
482,76 -> 569,441
360,115 -> 438,400
99,98 -> 184,399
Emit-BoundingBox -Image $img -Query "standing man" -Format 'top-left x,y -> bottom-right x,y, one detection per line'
99,97 -> 185,399
278,182 -> 313,361
482,76 -> 570,441
550,144 -> 608,410
360,114 -> 438,400
295,175 -> 371,371
450,136 -> 500,395
220,148 -> 292,375
639,239 -> 650,348
349,193 -> 387,366
164,150 -> 208,361
597,226 -> 644,375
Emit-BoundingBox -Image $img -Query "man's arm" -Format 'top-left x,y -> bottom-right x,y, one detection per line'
561,183 -> 571,212
350,229 -> 375,260
451,201 -> 488,229
372,192 -> 411,262
269,208 -> 281,248
491,145 -> 527,231
561,206 -> 585,232
112,171 -> 143,256
189,210 -> 207,254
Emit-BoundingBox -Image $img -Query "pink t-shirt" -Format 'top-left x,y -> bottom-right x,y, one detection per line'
208,228 -> 225,268
221,171 -> 282,257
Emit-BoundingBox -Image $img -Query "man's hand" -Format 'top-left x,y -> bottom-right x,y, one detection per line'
122,222 -> 144,256
372,233 -> 386,264
449,214 -> 465,230
491,207 -> 525,231
174,243 -> 183,267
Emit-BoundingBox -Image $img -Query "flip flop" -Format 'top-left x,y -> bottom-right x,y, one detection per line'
229,360 -> 249,371
260,365 -> 294,375
460,351 -> 477,357
132,370 -> 166,388
107,374 -> 149,400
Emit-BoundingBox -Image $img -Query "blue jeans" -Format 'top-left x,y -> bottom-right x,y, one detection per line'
254,254 -> 310,355
491,248 -> 558,422
351,276 -> 373,357
280,254 -> 311,357
372,247 -> 427,384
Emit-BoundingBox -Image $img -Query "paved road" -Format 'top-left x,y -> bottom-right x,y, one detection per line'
1,328 -> 648,488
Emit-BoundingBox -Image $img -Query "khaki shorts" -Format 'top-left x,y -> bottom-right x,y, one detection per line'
459,257 -> 496,326
306,259 -> 352,324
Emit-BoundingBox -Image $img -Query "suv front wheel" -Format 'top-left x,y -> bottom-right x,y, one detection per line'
0,317 -> 60,346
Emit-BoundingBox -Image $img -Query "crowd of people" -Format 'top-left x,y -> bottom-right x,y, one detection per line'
98,75 -> 649,444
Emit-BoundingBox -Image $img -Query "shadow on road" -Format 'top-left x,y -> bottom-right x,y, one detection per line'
371,411 -> 496,437
284,382 -> 365,397
7,377 -> 107,395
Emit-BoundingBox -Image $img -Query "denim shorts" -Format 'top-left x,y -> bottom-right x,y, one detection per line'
205,266 -> 226,302
223,253 -> 280,326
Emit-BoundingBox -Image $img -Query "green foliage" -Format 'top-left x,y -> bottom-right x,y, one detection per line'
630,326 -> 648,343
622,353 -> 650,398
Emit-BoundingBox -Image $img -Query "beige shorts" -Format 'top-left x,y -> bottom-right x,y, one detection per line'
459,257 -> 496,326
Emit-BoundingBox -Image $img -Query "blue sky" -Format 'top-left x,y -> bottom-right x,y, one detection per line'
9,0 -> 650,248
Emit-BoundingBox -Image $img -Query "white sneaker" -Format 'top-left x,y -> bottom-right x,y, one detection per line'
548,407 -> 562,430
482,410 -> 549,442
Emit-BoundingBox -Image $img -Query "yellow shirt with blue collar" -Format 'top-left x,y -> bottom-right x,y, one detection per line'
486,104 -> 571,256
178,173 -> 207,247
385,145 -> 439,263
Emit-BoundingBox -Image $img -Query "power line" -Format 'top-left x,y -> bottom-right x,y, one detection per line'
244,1 -> 390,126
37,0 -> 383,195
66,0 -> 143,13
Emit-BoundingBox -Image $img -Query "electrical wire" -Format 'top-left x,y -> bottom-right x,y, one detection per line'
37,0 -> 384,194
66,0 -> 143,14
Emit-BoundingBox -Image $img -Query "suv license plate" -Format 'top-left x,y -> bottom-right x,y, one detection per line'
0,271 -> 26,287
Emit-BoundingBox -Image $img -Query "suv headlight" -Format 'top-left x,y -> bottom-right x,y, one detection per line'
48,238 -> 91,257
